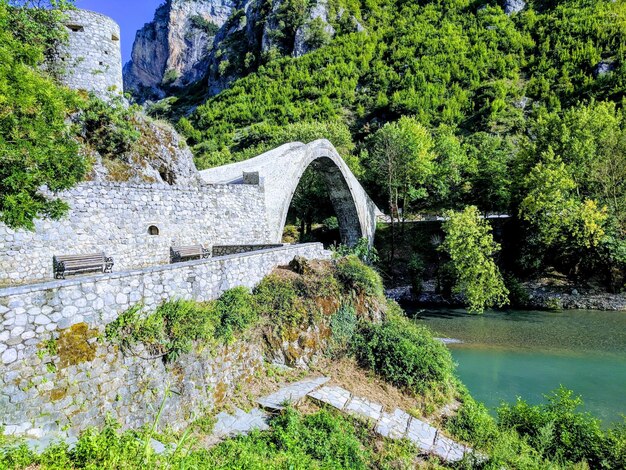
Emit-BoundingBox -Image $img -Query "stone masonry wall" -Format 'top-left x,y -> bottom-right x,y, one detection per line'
0,243 -> 331,439
57,10 -> 124,97
211,244 -> 284,256
0,182 -> 271,286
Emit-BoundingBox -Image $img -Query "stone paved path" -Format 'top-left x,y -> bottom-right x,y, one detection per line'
212,407 -> 270,440
308,384 -> 472,463
208,376 -> 474,464
257,376 -> 330,410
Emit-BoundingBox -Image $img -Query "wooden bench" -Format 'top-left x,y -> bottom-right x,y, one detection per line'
53,253 -> 114,279
170,245 -> 210,263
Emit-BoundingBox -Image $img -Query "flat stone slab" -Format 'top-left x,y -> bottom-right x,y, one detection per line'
432,434 -> 468,463
213,407 -> 269,438
376,408 -> 411,439
406,418 -> 438,452
345,395 -> 382,422
258,376 -> 330,410
308,385 -> 351,410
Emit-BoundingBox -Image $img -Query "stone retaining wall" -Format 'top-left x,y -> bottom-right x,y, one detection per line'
0,244 -> 331,439
212,244 -> 284,257
0,182 -> 271,286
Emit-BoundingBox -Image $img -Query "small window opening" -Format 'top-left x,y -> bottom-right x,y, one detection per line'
148,225 -> 160,236
112,34 -> 120,41
67,24 -> 84,32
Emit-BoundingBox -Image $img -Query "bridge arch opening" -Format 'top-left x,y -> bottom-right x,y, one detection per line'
281,156 -> 363,247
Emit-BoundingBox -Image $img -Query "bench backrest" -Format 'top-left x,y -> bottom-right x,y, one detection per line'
171,245 -> 205,257
54,253 -> 105,266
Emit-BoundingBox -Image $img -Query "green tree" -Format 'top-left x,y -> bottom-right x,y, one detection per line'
519,149 -> 608,264
365,116 -> 435,261
0,0 -> 86,230
440,206 -> 509,313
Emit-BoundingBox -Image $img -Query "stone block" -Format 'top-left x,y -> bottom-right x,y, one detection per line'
345,395 -> 382,422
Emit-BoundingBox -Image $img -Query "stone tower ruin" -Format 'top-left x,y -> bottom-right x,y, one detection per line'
56,9 -> 124,98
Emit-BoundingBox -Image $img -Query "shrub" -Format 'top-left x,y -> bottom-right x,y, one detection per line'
213,287 -> 256,342
332,238 -> 379,265
353,310 -> 454,397
76,95 -> 140,159
335,255 -> 383,298
446,396 -> 498,448
253,274 -> 307,330
322,216 -> 339,231
503,273 -> 530,306
158,299 -> 219,361
497,387 -> 607,467
105,299 -> 220,362
408,254 -> 426,295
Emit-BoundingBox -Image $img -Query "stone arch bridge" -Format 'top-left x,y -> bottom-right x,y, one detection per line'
200,140 -> 381,246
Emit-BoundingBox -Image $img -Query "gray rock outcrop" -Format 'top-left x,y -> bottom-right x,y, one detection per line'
123,0 -> 237,101
88,115 -> 203,186
595,59 -> 616,77
292,1 -> 336,57
503,0 -> 525,15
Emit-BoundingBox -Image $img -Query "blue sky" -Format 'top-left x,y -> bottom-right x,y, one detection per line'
75,0 -> 164,63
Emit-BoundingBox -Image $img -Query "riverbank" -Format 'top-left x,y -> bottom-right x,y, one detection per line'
386,280 -> 626,311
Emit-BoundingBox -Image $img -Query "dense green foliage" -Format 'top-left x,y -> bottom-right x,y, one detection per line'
440,206 -> 509,313
447,387 -> 626,469
497,387 -> 626,468
105,299 -> 220,362
335,254 -> 384,298
353,305 -> 455,398
0,409 -> 372,469
105,288 -> 256,362
76,96 -> 141,160
0,1 -> 85,229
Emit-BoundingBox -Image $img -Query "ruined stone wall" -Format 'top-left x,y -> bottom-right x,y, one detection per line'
0,182 -> 271,286
0,243 -> 331,439
56,10 -> 124,97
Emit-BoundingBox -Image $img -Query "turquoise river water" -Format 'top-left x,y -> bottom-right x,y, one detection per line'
412,308 -> 626,426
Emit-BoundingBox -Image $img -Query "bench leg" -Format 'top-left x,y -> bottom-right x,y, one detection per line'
104,257 -> 114,273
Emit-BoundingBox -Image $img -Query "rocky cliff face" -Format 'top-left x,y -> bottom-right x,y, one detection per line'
124,0 -> 354,102
123,0 -> 238,101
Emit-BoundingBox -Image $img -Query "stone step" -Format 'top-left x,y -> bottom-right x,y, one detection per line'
406,417 -> 438,452
212,407 -> 270,439
257,376 -> 330,411
308,385 -> 351,410
376,409 -> 411,439
344,395 -> 383,422
305,384 -> 475,465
